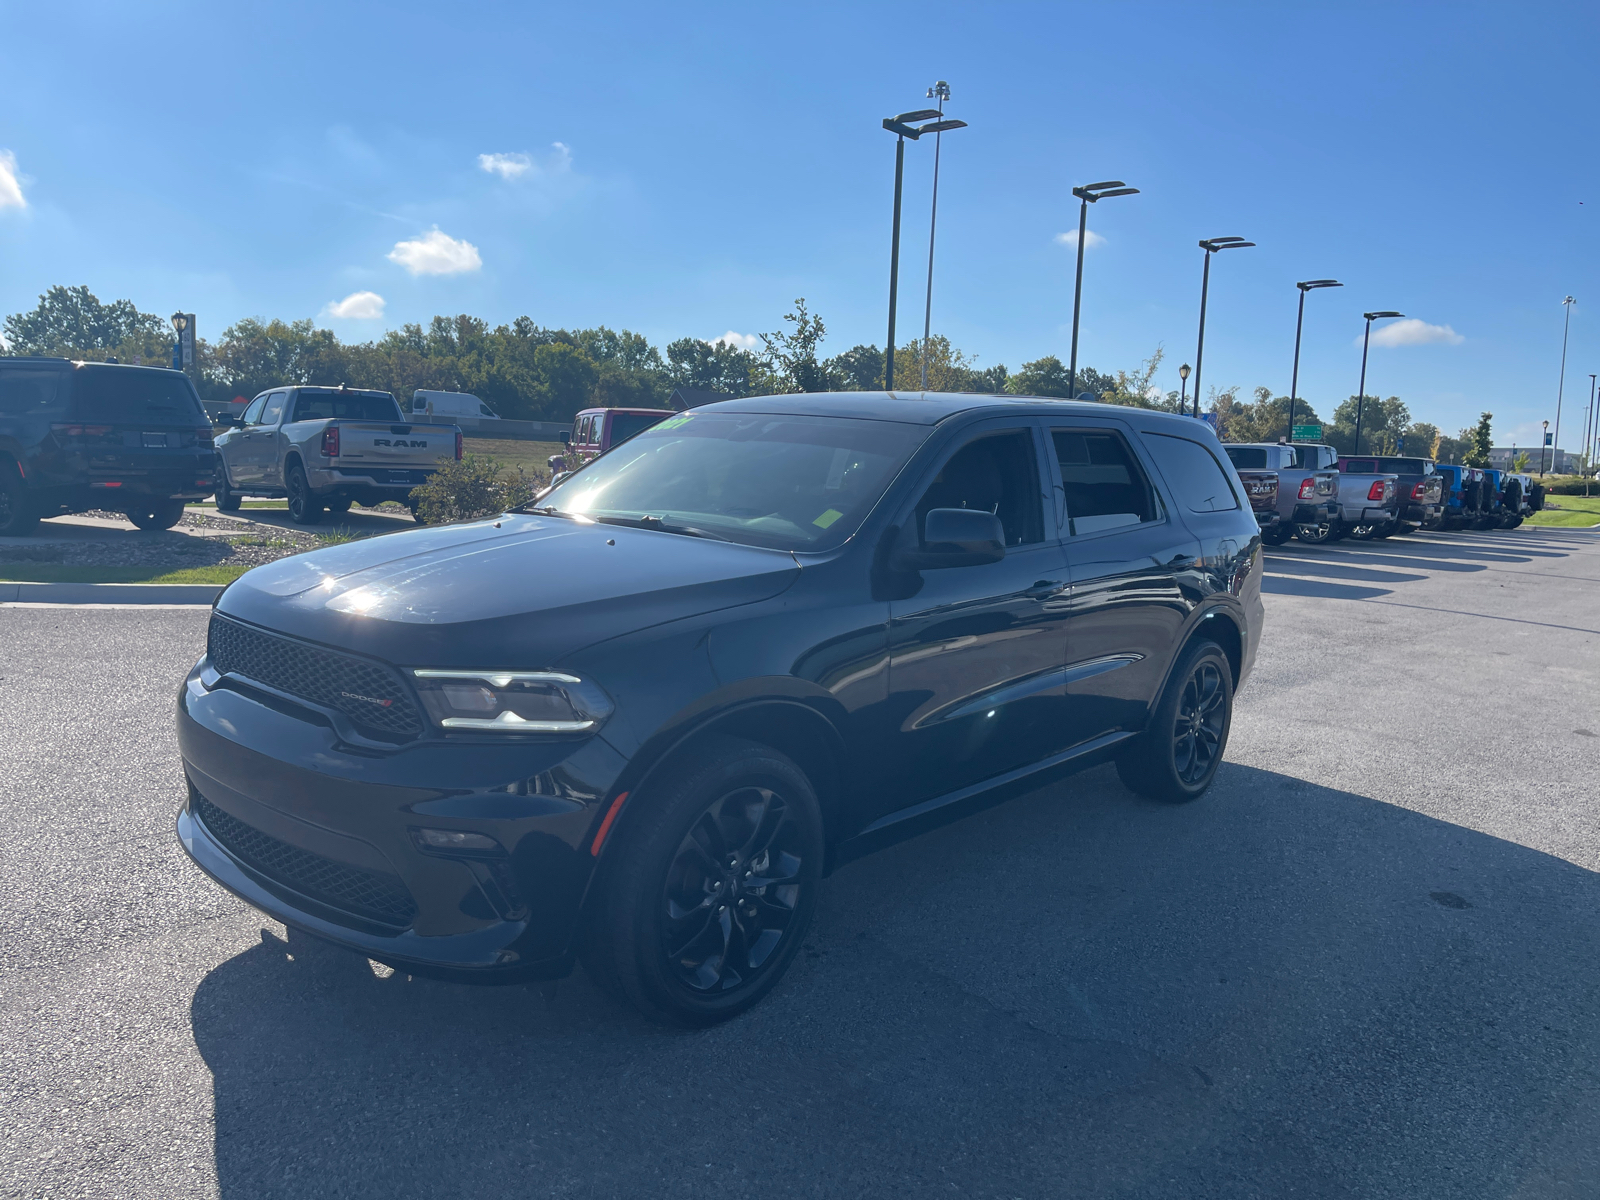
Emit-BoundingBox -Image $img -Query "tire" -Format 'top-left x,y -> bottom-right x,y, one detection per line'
581,737 -> 825,1027
1348,524 -> 1378,540
1295,522 -> 1334,545
125,498 -> 185,531
214,467 -> 241,513
285,462 -> 324,525
1371,521 -> 1395,539
1502,515 -> 1523,529
0,460 -> 39,537
1116,639 -> 1233,804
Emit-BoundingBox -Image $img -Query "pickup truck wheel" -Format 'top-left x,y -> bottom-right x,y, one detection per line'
125,499 -> 185,531
214,470 -> 241,513
0,461 -> 40,537
1116,639 -> 1232,804
1259,526 -> 1291,546
581,737 -> 823,1027
1294,522 -> 1333,544
285,463 -> 324,525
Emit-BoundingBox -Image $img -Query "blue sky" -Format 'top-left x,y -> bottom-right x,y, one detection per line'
3,0 -> 1598,449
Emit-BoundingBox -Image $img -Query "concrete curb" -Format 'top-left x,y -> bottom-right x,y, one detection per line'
0,582 -> 223,605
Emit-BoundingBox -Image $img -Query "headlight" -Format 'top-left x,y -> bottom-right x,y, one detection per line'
411,669 -> 614,734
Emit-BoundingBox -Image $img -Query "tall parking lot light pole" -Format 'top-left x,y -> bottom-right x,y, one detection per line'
918,81 -> 967,391
1192,238 -> 1254,418
1066,180 -> 1139,397
1553,296 -> 1576,476
1287,280 -> 1341,440
1586,373 -> 1598,484
880,107 -> 943,390
1354,311 -> 1403,456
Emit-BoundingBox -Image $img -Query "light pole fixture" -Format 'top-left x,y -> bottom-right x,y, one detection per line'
1178,362 -> 1191,413
1354,311 -> 1403,455
1191,237 -> 1255,418
1554,296 -> 1576,476
1287,280 -> 1342,440
880,108 -> 944,390
170,313 -> 188,333
1066,179 -> 1139,397
918,80 -> 967,391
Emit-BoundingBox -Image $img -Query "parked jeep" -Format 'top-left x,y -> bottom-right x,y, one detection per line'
547,406 -> 676,475
0,357 -> 216,535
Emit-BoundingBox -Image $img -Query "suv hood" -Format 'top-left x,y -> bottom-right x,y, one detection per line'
217,513 -> 801,667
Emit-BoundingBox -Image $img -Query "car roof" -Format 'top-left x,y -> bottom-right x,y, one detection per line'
697,390 -> 1217,431
578,406 -> 676,416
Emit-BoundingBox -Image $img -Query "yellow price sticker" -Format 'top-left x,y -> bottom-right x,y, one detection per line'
813,508 -> 844,529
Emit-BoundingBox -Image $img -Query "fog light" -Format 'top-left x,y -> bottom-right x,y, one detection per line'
412,828 -> 500,853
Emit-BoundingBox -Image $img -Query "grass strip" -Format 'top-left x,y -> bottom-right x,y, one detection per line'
1527,495 -> 1600,527
0,564 -> 253,585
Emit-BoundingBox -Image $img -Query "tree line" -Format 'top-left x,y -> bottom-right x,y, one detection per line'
4,284 -> 1490,460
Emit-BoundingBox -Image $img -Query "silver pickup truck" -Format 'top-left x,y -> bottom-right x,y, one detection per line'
214,386 -> 461,523
1246,443 -> 1399,544
1221,442 -> 1341,545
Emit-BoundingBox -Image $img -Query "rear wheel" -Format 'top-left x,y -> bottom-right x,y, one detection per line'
1502,515 -> 1524,529
1348,523 -> 1378,540
125,498 -> 185,531
285,463 -> 323,525
0,461 -> 39,537
1116,639 -> 1233,804
582,737 -> 824,1026
1295,522 -> 1334,545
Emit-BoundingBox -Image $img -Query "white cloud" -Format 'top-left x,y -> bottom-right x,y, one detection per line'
1365,318 -> 1464,348
0,150 -> 25,211
387,228 -> 482,275
322,291 -> 386,320
712,331 -> 761,351
478,143 -> 573,180
1054,229 -> 1106,250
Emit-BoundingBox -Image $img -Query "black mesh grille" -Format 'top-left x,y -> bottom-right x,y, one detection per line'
207,613 -> 423,738
193,794 -> 417,928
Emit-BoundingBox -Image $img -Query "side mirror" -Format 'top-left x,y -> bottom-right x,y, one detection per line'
216,414 -> 240,428
560,431 -> 571,445
893,508 -> 1006,570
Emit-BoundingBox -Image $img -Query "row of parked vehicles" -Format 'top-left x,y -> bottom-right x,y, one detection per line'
1221,440 -> 1544,545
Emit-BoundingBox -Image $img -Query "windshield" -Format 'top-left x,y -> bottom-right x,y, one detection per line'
292,391 -> 402,422
536,410 -> 927,551
1224,447 -> 1268,469
610,411 -> 671,445
67,366 -> 205,424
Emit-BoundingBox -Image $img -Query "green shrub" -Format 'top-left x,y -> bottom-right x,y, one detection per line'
409,455 -> 538,525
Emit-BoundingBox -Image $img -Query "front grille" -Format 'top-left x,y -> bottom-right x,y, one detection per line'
207,613 -> 423,739
193,794 -> 417,928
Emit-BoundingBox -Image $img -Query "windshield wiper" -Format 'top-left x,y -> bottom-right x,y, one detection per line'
594,514 -> 730,542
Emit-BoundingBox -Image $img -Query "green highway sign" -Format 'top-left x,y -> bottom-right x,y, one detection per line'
1292,424 -> 1322,440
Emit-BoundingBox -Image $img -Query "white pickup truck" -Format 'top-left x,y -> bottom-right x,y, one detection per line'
214,386 -> 461,523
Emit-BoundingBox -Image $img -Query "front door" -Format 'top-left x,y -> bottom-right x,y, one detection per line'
881,422 -> 1070,818
224,394 -> 269,486
256,390 -> 290,489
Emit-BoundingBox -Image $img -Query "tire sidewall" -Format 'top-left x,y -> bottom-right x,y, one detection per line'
286,464 -> 321,524
1140,640 -> 1234,801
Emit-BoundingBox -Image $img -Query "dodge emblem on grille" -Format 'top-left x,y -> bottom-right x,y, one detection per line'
340,691 -> 394,708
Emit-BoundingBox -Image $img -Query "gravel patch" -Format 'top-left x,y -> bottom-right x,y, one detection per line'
7,514 -> 371,570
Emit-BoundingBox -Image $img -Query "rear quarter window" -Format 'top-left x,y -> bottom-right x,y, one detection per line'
67,367 -> 205,424
1144,433 -> 1241,513
0,369 -> 66,419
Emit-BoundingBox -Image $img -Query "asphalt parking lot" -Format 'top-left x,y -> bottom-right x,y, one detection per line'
3,525 -> 1598,1199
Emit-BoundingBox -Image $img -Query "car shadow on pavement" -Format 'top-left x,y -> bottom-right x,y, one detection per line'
190,761 -> 1600,1199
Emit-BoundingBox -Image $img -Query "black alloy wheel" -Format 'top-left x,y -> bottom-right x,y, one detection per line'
214,468 -> 241,513
0,462 -> 39,537
1116,638 -> 1233,803
125,499 -> 185,531
582,737 -> 823,1026
285,463 -> 323,525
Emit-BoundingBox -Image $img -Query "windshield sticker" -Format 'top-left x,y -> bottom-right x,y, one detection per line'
654,412 -> 694,432
812,508 -> 844,529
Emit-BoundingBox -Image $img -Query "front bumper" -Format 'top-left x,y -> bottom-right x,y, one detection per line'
175,660 -> 627,982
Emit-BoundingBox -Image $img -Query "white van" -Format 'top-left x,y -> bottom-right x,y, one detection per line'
412,390 -> 500,421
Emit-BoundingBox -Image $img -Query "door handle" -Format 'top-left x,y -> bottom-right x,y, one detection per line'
1025,579 -> 1066,598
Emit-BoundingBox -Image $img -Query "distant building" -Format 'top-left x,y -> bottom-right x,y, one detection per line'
1490,446 -> 1579,472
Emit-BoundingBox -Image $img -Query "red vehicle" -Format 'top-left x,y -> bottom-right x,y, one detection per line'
548,407 -> 676,475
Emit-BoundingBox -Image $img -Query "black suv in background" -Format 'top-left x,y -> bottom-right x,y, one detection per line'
0,358 -> 215,535
176,393 -> 1263,1025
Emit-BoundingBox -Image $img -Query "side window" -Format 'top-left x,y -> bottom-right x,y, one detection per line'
259,391 -> 288,426
479,404 -> 495,416
914,429 -> 1043,548
581,415 -> 597,444
1051,429 -> 1157,535
241,395 -> 269,425
1144,433 -> 1241,513
0,370 -> 63,418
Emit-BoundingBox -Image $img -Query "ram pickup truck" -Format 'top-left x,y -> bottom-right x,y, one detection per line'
1259,443 -> 1398,541
1221,441 -> 1340,545
1338,455 -> 1444,532
215,385 -> 462,524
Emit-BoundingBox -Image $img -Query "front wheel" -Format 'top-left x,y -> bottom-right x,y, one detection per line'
582,737 -> 824,1026
1116,639 -> 1233,804
285,463 -> 324,525
125,499 -> 185,531
214,468 -> 241,513
325,497 -> 352,515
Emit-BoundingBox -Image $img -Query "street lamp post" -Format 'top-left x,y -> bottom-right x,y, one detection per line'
1553,296 -> 1576,476
880,107 -> 943,390
1354,310 -> 1404,455
1191,238 -> 1255,418
917,81 -> 967,391
1287,280 -> 1342,440
1066,180 -> 1139,397
1178,362 -> 1191,413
